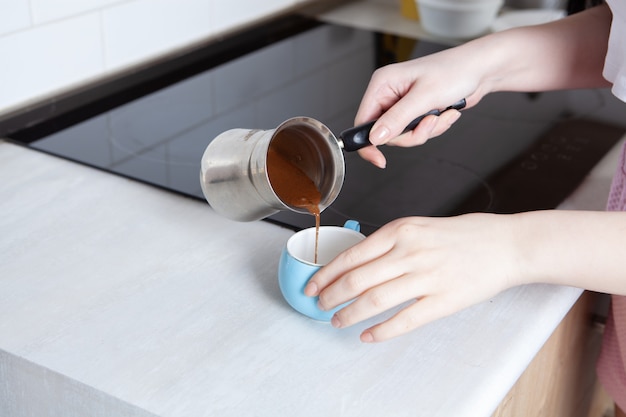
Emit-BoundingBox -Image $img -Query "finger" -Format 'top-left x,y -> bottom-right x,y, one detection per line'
354,66 -> 405,126
384,115 -> 438,148
305,226 -> 397,297
330,273 -> 422,329
385,110 -> 462,148
355,65 -> 438,146
356,146 -> 387,169
360,295 -> 458,343
366,76 -> 464,146
316,247 -> 412,311
368,94 -> 428,146
431,109 -> 462,137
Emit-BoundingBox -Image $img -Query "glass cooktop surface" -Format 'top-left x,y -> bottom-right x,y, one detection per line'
5,14 -> 625,234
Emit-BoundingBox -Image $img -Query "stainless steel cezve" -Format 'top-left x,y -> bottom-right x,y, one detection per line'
199,99 -> 466,222
200,117 -> 344,221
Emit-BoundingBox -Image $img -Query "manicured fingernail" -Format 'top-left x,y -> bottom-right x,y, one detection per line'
304,282 -> 318,296
424,114 -> 437,133
370,126 -> 389,145
450,110 -> 462,123
331,315 -> 342,328
360,331 -> 374,343
374,155 -> 386,169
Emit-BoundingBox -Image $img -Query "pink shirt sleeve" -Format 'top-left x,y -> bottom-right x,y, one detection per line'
604,0 -> 626,102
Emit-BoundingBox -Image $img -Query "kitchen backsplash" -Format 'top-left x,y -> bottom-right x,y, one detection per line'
0,0 -> 313,118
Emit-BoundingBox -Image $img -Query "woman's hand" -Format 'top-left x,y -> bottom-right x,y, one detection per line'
304,213 -> 524,342
305,209 -> 626,342
354,4 -> 613,168
354,49 -> 486,168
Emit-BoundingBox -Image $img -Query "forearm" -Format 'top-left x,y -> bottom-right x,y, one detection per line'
513,209 -> 626,294
465,3 -> 613,96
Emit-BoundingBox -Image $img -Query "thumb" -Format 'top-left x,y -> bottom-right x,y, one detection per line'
357,146 -> 387,169
367,94 -> 433,146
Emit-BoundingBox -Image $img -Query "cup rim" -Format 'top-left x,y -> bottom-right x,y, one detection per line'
286,226 -> 365,266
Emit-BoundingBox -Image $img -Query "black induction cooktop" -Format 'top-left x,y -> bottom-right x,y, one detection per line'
3,14 -> 625,235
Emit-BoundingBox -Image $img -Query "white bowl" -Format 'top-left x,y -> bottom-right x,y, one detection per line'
416,0 -> 504,39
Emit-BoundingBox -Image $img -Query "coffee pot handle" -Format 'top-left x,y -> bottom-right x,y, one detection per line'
339,98 -> 466,152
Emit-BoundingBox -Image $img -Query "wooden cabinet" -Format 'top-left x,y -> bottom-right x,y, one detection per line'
492,291 -> 613,417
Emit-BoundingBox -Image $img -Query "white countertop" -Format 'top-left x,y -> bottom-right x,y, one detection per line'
0,133 -> 622,417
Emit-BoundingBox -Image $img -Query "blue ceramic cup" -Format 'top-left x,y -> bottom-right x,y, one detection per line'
278,220 -> 365,321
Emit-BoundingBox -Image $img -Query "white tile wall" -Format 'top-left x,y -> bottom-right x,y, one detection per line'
0,13 -> 103,112
0,0 -> 31,36
29,0 -> 121,25
0,0 -> 308,118
212,0 -> 301,35
102,0 -> 212,70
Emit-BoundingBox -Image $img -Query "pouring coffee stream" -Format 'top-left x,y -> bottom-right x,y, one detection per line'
199,98 -> 467,263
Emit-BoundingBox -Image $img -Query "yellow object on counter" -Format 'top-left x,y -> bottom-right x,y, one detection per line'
381,34 -> 418,64
400,0 -> 419,20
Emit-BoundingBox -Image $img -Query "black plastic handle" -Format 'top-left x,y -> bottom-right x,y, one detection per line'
339,98 -> 467,152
